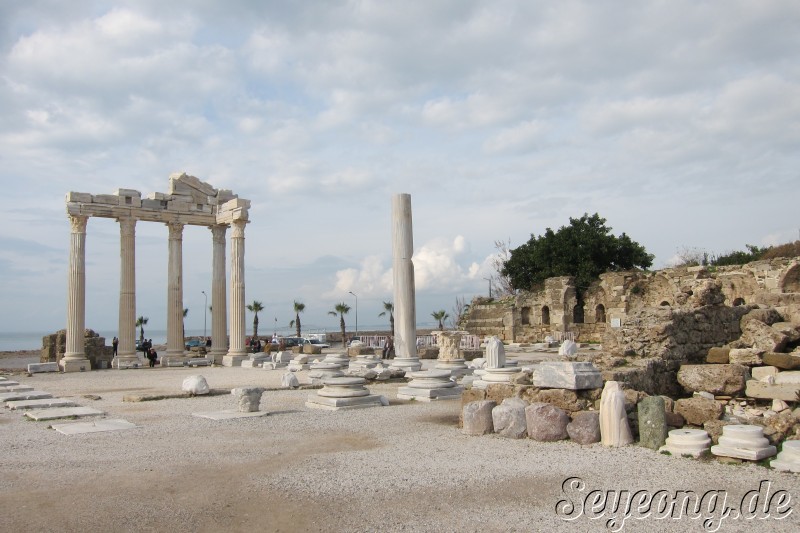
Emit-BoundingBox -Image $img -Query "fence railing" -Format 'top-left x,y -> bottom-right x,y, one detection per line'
355,334 -> 483,350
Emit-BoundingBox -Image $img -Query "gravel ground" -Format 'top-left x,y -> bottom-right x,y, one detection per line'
1,358 -> 799,533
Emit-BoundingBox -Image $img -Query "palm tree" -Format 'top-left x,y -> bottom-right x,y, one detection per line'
328,302 -> 351,347
246,300 -> 264,340
431,310 -> 449,330
378,301 -> 394,335
289,300 -> 305,338
136,316 -> 149,343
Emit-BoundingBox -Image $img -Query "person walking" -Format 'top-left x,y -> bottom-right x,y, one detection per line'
112,337 -> 118,356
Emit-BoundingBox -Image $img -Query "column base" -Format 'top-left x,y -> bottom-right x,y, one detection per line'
112,356 -> 142,369
388,357 -> 422,372
60,358 -> 91,373
208,350 -> 226,365
222,355 -> 247,367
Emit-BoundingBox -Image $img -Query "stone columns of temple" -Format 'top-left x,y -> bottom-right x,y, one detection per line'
389,193 -> 421,372
62,214 -> 91,372
209,224 -> 228,364
165,221 -> 186,362
223,219 -> 247,366
113,216 -> 139,368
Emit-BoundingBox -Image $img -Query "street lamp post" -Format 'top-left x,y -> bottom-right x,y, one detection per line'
348,291 -> 358,339
201,291 -> 207,339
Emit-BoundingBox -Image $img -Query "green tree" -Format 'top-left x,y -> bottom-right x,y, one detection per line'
246,300 -> 264,340
378,301 -> 394,335
183,308 -> 189,340
328,303 -> 351,347
135,316 -> 148,343
502,213 -> 653,291
431,310 -> 449,330
289,300 -> 305,338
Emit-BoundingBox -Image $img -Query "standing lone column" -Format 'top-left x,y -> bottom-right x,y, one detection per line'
224,219 -> 247,366
114,216 -> 139,368
209,224 -> 228,364
389,193 -> 422,372
165,221 -> 186,362
62,214 -> 91,372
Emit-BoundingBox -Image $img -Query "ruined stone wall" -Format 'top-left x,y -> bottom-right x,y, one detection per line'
463,256 -> 800,343
41,329 -> 113,369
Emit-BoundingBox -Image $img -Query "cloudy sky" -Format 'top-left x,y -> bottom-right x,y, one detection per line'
1,1 -> 798,337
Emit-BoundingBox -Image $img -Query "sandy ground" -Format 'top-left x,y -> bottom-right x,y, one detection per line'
1,350 -> 799,533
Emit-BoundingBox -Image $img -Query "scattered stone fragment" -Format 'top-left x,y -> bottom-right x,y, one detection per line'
462,400 -> 496,436
566,411 -> 601,445
491,398 -> 527,439
675,397 -> 723,426
526,402 -> 569,442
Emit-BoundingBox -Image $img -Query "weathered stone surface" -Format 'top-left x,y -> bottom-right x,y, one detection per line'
677,364 -> 748,396
182,375 -> 210,395
675,397 -> 723,426
752,366 -> 779,380
231,387 -> 265,412
745,380 -> 800,401
728,348 -> 762,366
461,388 -> 487,406
491,398 -> 528,438
525,402 -> 569,441
535,388 -> 588,413
532,361 -> 603,390
281,372 -> 299,388
762,352 -> 800,370
703,420 -> 736,445
462,400 -> 496,436
706,347 -> 730,364
665,411 -> 685,428
637,396 -> 668,450
485,383 -> 515,405
772,322 -> 800,343
566,411 -> 601,445
741,308 -> 783,328
739,319 -> 788,353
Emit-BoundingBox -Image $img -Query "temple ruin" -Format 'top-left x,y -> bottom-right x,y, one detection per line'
62,173 -> 250,371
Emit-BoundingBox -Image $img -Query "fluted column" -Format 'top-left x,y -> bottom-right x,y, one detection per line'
209,224 -> 227,363
224,219 -> 247,365
165,221 -> 185,359
114,216 -> 138,368
389,193 -> 421,372
62,214 -> 91,372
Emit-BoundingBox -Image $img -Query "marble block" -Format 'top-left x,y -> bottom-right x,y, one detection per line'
771,440 -> 800,473
241,360 -> 262,368
533,362 -> 603,390
25,406 -> 104,421
306,377 -> 384,410
1,385 -> 33,392
744,380 -> 800,401
221,355 -> 247,367
711,425 -> 777,461
397,370 -> 463,401
193,410 -> 269,420
0,391 -> 53,402
51,418 -> 138,435
659,428 -> 711,458
0,380 -> 21,387
27,362 -> 58,373
231,387 -> 265,412
6,398 -> 77,410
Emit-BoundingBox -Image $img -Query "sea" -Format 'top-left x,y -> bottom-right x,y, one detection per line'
0,323 -> 412,351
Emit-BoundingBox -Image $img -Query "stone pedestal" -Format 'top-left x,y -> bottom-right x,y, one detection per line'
323,353 -> 350,367
711,425 -> 777,461
397,370 -> 463,401
287,354 -> 310,372
221,355 -> 247,367
59,359 -> 91,373
306,377 -> 385,410
532,362 -> 603,390
434,331 -> 469,377
350,354 -> 380,372
241,354 -> 269,368
472,367 -> 518,390
771,440 -> 800,473
308,362 -> 345,385
659,429 -> 711,457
